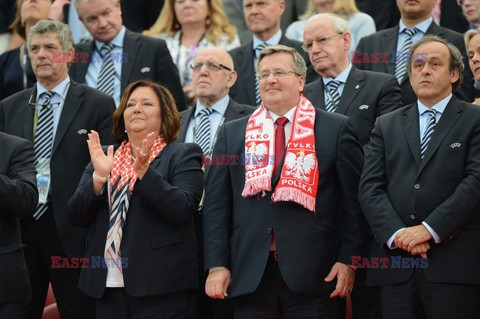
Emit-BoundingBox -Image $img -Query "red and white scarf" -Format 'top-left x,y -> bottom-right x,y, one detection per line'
105,136 -> 166,270
241,94 -> 319,213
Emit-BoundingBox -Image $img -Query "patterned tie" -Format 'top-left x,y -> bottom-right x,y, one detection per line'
255,42 -> 268,106
395,28 -> 419,83
33,91 -> 55,220
325,80 -> 341,113
97,43 -> 115,96
420,109 -> 437,159
195,108 -> 214,154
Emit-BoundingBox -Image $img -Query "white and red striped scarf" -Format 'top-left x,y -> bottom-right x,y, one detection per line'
241,94 -> 319,213
105,136 -> 166,270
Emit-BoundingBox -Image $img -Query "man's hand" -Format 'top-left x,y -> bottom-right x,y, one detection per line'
324,262 -> 355,298
205,268 -> 231,300
410,242 -> 431,258
395,225 -> 432,254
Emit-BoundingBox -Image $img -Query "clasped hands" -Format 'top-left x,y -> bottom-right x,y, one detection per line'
394,224 -> 432,258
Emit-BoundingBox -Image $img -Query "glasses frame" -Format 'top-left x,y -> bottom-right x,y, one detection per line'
255,70 -> 299,81
302,32 -> 343,52
190,61 -> 232,72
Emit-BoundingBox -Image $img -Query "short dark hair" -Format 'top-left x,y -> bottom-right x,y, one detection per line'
407,35 -> 464,91
112,80 -> 180,143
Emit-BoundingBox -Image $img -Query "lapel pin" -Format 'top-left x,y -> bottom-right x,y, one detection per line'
355,84 -> 360,90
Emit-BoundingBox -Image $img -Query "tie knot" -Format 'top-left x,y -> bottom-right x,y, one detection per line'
200,107 -> 213,116
423,109 -> 436,117
42,91 -> 54,106
256,42 -> 268,52
328,80 -> 341,90
404,28 -> 418,38
276,117 -> 289,127
100,43 -> 114,56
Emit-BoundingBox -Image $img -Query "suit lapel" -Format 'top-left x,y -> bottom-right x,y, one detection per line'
305,79 -> 325,109
77,43 -> 93,83
23,88 -> 35,140
418,97 -> 462,173
401,104 -> 421,166
121,30 -> 141,92
238,43 -> 256,106
52,82 -> 83,154
382,26 -> 399,76
178,107 -> 195,142
337,67 -> 364,114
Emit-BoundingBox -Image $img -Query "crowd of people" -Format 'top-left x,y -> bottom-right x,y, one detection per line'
1,0 -> 480,319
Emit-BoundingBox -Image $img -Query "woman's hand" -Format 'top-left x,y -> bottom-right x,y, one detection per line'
133,132 -> 156,180
47,0 -> 70,21
86,130 -> 114,178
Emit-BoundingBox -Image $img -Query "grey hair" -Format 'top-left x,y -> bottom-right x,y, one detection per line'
27,19 -> 74,53
257,44 -> 307,77
407,35 -> 464,91
74,0 -> 118,13
307,12 -> 350,34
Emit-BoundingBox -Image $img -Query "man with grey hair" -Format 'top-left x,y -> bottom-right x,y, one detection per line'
70,0 -> 186,110
203,44 -> 368,317
0,19 -> 116,319
359,35 -> 480,318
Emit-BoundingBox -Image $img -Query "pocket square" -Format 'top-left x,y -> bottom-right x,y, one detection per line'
78,129 -> 88,135
359,105 -> 369,110
141,67 -> 151,73
450,143 -> 461,149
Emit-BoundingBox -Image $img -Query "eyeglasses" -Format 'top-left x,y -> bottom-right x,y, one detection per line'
190,61 -> 232,72
302,33 -> 343,52
256,70 -> 299,81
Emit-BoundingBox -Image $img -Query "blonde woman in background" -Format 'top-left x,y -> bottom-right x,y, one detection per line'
145,0 -> 240,105
286,0 -> 376,52
465,28 -> 480,105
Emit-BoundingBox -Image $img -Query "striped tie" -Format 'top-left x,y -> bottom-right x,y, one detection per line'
97,43 -> 115,96
420,109 -> 437,159
394,28 -> 419,83
196,108 -> 214,154
325,80 -> 341,113
254,42 -> 268,106
33,91 -> 54,220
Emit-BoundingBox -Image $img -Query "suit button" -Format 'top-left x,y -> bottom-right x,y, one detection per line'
410,214 -> 416,220
414,184 -> 420,189
267,227 -> 272,234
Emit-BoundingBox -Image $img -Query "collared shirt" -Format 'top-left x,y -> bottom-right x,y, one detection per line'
268,105 -> 296,142
35,76 -> 71,143
253,29 -> 282,68
85,26 -> 126,106
322,63 -> 353,103
397,17 -> 433,51
185,95 -> 230,153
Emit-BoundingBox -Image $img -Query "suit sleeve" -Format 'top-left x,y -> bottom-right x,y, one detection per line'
336,118 -> 370,262
358,117 -> 407,245
155,40 -> 187,111
0,138 -> 38,218
95,95 -> 116,146
423,115 -> 480,240
203,125 -> 233,271
134,143 -> 203,225
375,74 -> 403,118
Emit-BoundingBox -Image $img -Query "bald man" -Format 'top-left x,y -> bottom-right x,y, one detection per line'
177,47 -> 255,319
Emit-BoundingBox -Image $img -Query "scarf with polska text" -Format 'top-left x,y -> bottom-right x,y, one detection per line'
241,94 -> 319,213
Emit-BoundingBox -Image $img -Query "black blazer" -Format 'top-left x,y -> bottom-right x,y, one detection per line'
359,97 -> 480,286
0,81 -> 116,258
69,28 -> 187,111
66,142 -> 204,298
228,35 -> 318,106
354,22 -> 475,105
203,109 -> 369,298
303,67 -> 402,146
0,132 -> 37,303
0,47 -> 36,101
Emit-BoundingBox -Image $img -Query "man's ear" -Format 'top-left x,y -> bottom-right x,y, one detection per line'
227,71 -> 238,88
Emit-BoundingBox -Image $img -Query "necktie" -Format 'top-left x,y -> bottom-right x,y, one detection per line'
420,109 -> 437,159
97,43 -> 115,96
195,108 -> 214,154
395,28 -> 419,83
254,42 -> 268,106
33,91 -> 55,220
325,80 -> 341,113
273,117 -> 289,176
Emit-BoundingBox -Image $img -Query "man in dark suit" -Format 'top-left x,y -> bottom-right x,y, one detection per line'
354,0 -> 474,105
203,44 -> 368,317
0,132 -> 37,319
228,0 -> 317,107
0,19 -> 116,319
70,0 -> 186,110
359,35 -> 480,318
303,13 -> 402,147
178,47 -> 254,319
